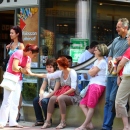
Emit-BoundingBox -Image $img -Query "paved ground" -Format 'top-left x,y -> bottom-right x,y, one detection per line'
1,121 -> 123,130
2,121 -> 77,130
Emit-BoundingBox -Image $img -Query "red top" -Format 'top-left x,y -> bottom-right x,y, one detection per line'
119,47 -> 130,76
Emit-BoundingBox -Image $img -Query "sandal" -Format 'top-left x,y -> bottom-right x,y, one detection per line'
32,121 -> 44,126
56,121 -> 66,129
41,120 -> 51,129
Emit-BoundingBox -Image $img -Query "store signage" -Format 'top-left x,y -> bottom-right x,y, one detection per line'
17,7 -> 39,65
70,38 -> 89,62
0,0 -> 38,8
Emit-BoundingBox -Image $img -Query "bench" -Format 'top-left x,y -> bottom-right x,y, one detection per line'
22,93 -> 123,129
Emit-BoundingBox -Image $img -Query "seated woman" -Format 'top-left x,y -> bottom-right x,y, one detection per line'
75,44 -> 108,130
33,58 -> 60,126
27,56 -> 81,129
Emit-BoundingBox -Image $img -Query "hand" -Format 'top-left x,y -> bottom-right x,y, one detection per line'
6,44 -> 11,50
38,98 -> 42,107
117,76 -> 121,86
108,61 -> 112,72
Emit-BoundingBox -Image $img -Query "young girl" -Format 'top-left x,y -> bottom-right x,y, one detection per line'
33,58 -> 60,126
75,44 -> 108,130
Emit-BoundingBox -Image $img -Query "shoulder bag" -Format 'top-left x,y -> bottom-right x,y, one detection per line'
0,72 -> 19,91
2,43 -> 13,71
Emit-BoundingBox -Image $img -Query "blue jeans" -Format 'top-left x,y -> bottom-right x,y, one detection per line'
33,97 -> 49,122
102,77 -> 118,130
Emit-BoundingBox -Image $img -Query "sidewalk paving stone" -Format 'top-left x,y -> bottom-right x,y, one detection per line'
1,121 -> 122,130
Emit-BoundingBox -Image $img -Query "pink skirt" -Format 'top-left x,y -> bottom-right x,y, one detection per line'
80,84 -> 105,108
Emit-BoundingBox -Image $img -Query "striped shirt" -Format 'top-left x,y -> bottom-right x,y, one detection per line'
109,36 -> 129,58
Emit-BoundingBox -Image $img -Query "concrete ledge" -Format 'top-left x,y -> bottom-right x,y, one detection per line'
22,94 -> 123,128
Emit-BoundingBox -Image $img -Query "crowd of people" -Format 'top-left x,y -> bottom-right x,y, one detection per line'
0,17 -> 130,130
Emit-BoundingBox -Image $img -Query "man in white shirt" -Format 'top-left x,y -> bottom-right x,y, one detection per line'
78,41 -> 99,80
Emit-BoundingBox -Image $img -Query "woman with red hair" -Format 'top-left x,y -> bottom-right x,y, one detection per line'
27,56 -> 81,129
0,44 -> 39,128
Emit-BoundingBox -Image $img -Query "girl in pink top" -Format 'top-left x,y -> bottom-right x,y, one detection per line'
0,44 -> 39,129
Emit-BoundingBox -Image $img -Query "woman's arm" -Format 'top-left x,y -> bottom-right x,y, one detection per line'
63,88 -> 75,95
117,57 -> 128,74
27,69 -> 47,78
39,80 -> 48,100
88,66 -> 100,77
27,69 -> 61,79
12,58 -> 29,74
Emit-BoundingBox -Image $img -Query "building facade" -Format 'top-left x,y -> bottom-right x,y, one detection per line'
0,0 -> 130,101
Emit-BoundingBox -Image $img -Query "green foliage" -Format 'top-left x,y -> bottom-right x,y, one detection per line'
22,83 -> 37,101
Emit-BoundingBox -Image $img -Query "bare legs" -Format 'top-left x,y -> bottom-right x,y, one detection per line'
75,105 -> 94,130
122,117 -> 130,130
41,95 -> 72,129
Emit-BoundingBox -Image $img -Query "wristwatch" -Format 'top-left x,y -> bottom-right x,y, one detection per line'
19,67 -> 22,72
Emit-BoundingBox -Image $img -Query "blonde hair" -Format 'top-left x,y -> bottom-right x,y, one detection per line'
96,44 -> 108,56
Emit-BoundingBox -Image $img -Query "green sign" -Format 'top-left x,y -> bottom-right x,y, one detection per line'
70,49 -> 84,62
70,38 -> 89,49
70,38 -> 89,62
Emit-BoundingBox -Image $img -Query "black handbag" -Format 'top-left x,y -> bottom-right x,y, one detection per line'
2,50 -> 10,71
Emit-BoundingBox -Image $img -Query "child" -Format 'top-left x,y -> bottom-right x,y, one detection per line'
32,58 -> 60,126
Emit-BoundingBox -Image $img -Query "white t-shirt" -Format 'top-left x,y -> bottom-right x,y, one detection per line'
89,59 -> 107,86
46,69 -> 77,89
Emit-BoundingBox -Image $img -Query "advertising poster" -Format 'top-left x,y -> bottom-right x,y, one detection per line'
70,38 -> 89,62
17,8 -> 38,67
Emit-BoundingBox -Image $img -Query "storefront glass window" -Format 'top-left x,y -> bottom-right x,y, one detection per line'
91,0 -> 130,44
39,0 -> 90,67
